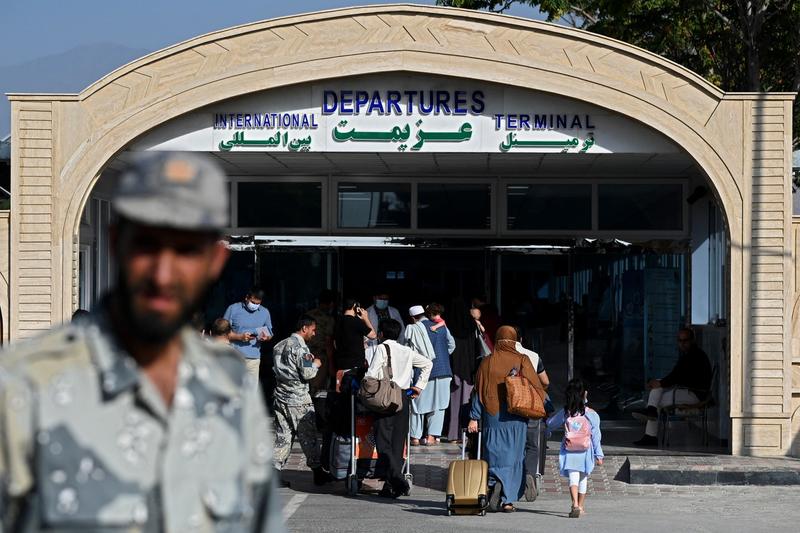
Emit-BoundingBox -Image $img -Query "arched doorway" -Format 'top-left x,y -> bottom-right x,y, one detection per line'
8,5 -> 793,455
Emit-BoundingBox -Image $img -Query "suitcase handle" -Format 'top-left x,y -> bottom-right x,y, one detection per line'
461,427 -> 481,461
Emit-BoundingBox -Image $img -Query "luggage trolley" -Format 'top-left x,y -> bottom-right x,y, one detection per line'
340,380 -> 413,496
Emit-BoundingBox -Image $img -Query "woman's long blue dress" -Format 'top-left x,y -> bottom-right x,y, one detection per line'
469,393 -> 527,505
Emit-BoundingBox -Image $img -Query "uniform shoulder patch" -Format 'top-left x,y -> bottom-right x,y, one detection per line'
1,324 -> 88,368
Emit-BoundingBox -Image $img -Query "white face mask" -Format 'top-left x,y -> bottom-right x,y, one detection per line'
375,299 -> 389,310
246,301 -> 260,312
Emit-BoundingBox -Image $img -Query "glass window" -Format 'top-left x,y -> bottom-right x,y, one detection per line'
418,183 -> 492,230
338,182 -> 411,229
237,182 -> 322,228
506,184 -> 592,230
598,184 -> 683,231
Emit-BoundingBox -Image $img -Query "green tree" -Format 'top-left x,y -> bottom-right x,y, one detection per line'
440,1 -> 800,145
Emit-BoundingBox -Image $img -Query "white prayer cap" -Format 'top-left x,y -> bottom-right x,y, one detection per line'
408,305 -> 425,317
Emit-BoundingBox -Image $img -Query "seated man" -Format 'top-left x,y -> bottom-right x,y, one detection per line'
633,327 -> 712,446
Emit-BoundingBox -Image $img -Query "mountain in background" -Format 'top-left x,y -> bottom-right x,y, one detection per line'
0,43 -> 151,138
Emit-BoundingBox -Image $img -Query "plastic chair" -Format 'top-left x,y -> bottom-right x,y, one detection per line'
658,364 -> 718,448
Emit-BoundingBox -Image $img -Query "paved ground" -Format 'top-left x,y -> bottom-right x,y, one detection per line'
281,481 -> 800,533
278,432 -> 800,532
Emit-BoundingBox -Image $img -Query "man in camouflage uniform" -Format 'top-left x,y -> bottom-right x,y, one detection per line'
271,316 -> 329,485
0,152 -> 284,532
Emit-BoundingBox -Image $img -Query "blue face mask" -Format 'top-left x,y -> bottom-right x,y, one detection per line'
246,301 -> 260,312
375,299 -> 389,310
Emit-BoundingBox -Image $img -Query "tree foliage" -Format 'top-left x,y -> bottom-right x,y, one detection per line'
440,1 -> 800,145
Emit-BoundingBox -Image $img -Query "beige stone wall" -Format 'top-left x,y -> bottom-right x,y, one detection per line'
5,4 -> 797,455
731,97 -> 795,454
9,100 -> 58,339
789,219 -> 800,455
0,210 -> 9,343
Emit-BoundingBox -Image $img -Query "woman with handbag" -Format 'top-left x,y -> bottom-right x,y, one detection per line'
467,326 -> 542,513
366,319 -> 433,498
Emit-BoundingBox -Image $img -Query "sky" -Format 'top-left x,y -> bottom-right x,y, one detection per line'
0,0 -> 545,67
0,1 -> 545,137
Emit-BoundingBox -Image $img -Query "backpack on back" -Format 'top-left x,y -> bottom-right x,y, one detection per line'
564,411 -> 592,452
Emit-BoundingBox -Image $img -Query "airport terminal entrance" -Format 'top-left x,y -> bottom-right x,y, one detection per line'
206,238 -> 695,423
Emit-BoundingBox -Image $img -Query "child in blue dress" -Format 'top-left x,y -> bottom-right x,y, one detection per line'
546,378 -> 603,518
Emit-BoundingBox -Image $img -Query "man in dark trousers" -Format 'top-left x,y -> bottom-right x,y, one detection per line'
633,327 -> 713,446
366,319 -> 432,498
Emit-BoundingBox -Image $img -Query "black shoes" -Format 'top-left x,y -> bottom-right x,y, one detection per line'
312,467 -> 333,486
378,483 -> 396,498
378,480 -> 408,499
633,434 -> 659,446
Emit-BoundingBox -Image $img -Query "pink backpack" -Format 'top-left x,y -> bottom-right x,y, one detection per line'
564,411 -> 592,452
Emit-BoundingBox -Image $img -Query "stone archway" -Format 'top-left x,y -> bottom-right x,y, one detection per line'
9,5 -> 794,455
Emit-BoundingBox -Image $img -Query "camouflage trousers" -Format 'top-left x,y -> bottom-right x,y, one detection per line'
273,401 -> 321,470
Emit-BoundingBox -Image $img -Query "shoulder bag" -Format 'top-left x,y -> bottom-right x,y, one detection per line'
505,356 -> 547,419
358,344 -> 403,414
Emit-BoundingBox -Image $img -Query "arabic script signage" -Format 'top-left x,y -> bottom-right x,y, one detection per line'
132,74 -> 679,155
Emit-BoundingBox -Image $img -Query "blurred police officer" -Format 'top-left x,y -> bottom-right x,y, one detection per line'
0,152 -> 285,532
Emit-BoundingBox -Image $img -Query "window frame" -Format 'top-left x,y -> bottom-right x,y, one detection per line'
230,175 -> 328,234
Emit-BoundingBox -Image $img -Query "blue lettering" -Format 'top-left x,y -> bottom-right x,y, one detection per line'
570,115 -> 582,129
311,114 -> 319,128
282,114 -> 291,128
254,114 -> 262,128
340,91 -> 353,114
291,114 -> 299,128
435,90 -> 451,114
236,113 -> 243,128
494,114 -> 503,129
470,90 -> 485,114
387,91 -> 402,115
454,91 -> 468,115
419,91 -> 434,114
519,114 -> 530,130
586,114 -> 595,129
215,114 -> 226,129
507,114 -> 517,129
322,90 -> 338,114
534,115 -> 547,129
355,91 -> 369,113
367,91 -> 385,115
556,115 -> 567,128
244,115 -> 252,128
404,91 -> 416,114
302,114 -> 310,128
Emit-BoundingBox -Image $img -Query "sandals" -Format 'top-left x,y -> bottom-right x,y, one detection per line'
569,505 -> 581,518
501,504 -> 516,513
410,438 -> 421,446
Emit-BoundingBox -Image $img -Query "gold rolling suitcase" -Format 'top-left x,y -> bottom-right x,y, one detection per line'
445,429 -> 488,516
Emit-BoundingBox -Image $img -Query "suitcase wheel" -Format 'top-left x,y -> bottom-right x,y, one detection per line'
404,473 -> 413,495
445,495 -> 454,516
346,475 -> 359,496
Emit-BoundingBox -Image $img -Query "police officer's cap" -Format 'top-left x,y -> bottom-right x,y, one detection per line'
112,152 -> 228,232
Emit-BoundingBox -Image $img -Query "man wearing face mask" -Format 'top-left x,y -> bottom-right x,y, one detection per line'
366,292 -> 405,347
224,287 -> 274,381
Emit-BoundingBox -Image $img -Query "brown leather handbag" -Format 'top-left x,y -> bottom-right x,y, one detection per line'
505,357 -> 547,419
